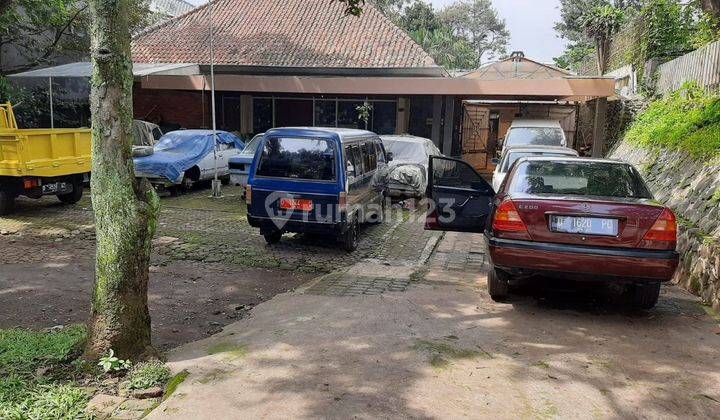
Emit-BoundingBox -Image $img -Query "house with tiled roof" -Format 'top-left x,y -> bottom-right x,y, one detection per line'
130,0 -> 445,137
10,1 -> 615,168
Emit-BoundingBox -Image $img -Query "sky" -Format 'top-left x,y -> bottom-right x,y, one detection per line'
429,0 -> 567,63
185,0 -> 567,63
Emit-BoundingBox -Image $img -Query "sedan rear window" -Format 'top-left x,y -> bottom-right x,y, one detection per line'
506,128 -> 565,147
256,137 -> 337,181
501,151 -> 576,172
509,161 -> 653,198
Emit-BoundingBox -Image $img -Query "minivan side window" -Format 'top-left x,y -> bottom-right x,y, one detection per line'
364,141 -> 377,172
350,145 -> 365,176
345,146 -> 356,178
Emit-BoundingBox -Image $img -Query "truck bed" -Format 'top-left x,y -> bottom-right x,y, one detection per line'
0,129 -> 92,178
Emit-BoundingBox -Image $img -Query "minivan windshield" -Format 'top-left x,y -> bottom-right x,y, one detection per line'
256,137 -> 337,181
509,161 -> 653,198
506,127 -> 565,147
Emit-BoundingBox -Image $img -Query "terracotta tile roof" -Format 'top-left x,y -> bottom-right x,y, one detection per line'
132,0 -> 437,69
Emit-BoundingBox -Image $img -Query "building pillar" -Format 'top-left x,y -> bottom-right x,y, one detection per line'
240,95 -> 253,135
442,95 -> 455,156
431,95 -> 442,147
592,97 -> 608,157
395,97 -> 410,134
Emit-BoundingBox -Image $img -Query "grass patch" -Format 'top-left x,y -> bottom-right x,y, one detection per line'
207,342 -> 248,360
412,339 -> 482,371
624,84 -> 720,160
163,370 -> 190,401
0,325 -> 86,376
0,326 -> 90,419
128,361 -> 172,390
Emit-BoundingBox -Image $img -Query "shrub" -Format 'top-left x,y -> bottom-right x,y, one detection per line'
128,362 -> 172,390
624,84 -> 720,160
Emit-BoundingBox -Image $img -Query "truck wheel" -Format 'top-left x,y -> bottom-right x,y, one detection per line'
263,230 -> 282,245
487,267 -> 510,302
57,181 -> 83,205
631,282 -> 661,309
0,191 -> 16,215
341,220 -> 359,252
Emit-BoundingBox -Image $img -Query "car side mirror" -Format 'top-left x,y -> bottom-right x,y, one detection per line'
386,152 -> 393,162
490,158 -> 499,165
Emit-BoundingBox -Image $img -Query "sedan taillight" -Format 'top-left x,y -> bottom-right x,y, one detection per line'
643,208 -> 677,243
492,199 -> 528,233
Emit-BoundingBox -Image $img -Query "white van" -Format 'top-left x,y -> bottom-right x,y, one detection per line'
503,119 -> 567,149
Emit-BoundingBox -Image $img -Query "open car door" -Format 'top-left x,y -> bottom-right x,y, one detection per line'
425,156 -> 495,233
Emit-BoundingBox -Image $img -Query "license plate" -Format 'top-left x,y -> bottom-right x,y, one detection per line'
279,198 -> 313,212
42,183 -> 59,194
550,215 -> 618,236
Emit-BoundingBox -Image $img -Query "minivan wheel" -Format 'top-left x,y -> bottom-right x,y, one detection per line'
487,268 -> 510,302
341,221 -> 359,252
263,230 -> 282,245
631,282 -> 661,309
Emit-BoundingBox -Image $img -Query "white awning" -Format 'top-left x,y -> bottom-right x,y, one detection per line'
8,62 -> 200,78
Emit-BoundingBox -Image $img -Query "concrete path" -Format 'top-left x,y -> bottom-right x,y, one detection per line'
150,233 -> 720,419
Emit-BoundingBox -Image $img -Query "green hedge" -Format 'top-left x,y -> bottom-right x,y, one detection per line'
624,84 -> 720,160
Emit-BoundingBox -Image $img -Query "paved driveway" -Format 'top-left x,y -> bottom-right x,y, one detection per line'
0,186 -> 439,349
148,232 -> 720,419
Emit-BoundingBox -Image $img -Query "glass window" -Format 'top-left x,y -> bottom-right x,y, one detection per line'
256,137 -> 337,181
433,158 -> 483,190
240,134 -> 264,156
500,151 -> 576,173
375,142 -> 386,163
253,98 -> 273,134
350,144 -> 364,175
505,127 -> 565,147
509,161 -> 653,198
382,139 -> 426,163
315,100 -> 336,127
363,142 -> 376,171
337,101 -> 364,129
371,101 -> 397,135
345,146 -> 356,178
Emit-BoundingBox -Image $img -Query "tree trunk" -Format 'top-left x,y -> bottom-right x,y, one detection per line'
84,0 -> 160,361
702,0 -> 720,16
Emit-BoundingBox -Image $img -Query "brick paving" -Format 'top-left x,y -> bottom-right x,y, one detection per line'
0,187 -> 439,275
428,231 -> 488,273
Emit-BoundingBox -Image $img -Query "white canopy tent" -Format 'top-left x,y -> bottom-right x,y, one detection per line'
8,62 -> 200,128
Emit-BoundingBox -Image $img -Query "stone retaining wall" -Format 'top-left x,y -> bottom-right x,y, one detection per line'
611,141 -> 720,310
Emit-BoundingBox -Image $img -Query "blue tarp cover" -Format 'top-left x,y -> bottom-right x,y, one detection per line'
134,130 -> 244,183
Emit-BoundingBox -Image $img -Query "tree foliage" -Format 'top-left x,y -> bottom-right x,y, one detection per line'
582,5 -> 626,73
369,0 -> 509,69
411,27 -> 476,69
437,0 -> 509,66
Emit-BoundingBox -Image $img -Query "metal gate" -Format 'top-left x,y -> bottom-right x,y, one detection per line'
460,105 -> 491,174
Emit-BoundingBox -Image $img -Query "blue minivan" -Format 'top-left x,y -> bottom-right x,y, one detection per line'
246,127 -> 388,251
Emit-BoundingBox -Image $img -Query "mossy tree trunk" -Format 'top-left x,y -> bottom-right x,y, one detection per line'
84,0 -> 160,361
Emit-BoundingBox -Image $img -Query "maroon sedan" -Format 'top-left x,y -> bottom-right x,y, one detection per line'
425,156 -> 678,309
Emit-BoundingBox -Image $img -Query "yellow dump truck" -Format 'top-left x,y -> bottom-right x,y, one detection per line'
0,102 -> 91,215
